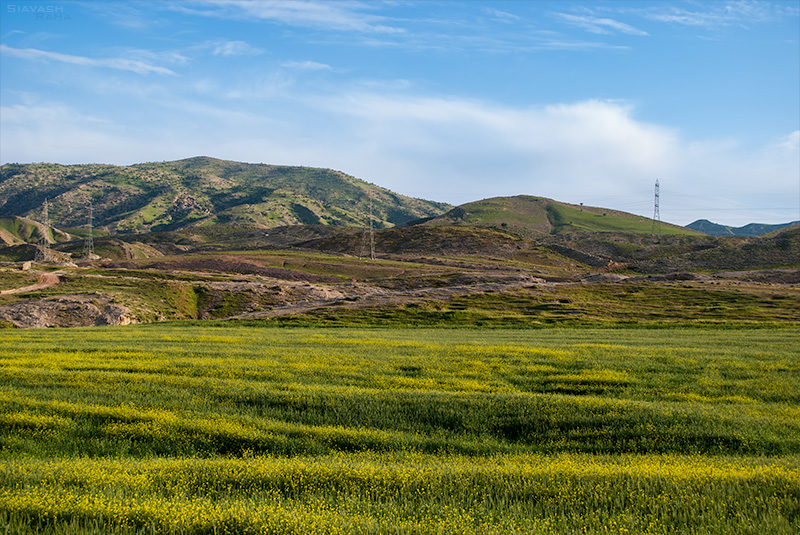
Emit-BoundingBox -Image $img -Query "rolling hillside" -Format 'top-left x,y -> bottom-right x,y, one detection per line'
0,216 -> 72,246
687,219 -> 800,237
0,157 -> 451,234
413,195 -> 698,237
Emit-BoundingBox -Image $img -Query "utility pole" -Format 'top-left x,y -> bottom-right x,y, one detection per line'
651,179 -> 661,237
82,200 -> 95,260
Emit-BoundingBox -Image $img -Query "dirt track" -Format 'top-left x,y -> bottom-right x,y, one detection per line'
0,272 -> 61,295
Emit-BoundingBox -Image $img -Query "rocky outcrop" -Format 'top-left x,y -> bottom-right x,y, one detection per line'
0,293 -> 135,328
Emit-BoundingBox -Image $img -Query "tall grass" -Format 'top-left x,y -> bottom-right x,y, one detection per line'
0,326 -> 798,533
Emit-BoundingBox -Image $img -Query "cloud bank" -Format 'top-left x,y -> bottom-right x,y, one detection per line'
2,89 -> 795,226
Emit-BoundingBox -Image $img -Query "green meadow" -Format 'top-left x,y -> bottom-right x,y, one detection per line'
1,325 -> 798,534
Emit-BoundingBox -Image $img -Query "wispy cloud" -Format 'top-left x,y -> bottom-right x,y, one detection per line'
81,1 -> 153,30
556,13 -> 649,36
176,0 -> 404,34
0,45 -> 176,75
482,7 -> 520,23
211,40 -> 264,57
640,1 -> 788,29
778,130 -> 800,152
281,60 -> 332,71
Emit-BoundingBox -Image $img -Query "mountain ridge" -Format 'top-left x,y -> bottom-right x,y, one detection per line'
0,157 -> 451,234
687,219 -> 800,237
4,157 -> 789,243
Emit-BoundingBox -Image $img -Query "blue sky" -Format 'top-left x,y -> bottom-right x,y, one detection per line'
1,0 -> 798,226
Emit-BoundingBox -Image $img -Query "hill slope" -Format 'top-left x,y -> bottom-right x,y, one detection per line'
0,216 -> 72,246
414,195 -> 697,237
632,225 -> 800,272
0,157 -> 451,234
687,219 -> 800,237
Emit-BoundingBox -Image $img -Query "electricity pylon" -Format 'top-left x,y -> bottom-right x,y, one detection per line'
82,201 -> 95,259
651,179 -> 661,237
34,199 -> 54,262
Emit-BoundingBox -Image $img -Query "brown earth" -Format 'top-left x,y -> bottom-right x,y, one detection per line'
0,293 -> 134,328
112,257 -> 341,283
0,271 -> 62,295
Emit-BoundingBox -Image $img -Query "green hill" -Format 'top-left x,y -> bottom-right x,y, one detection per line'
0,216 -> 72,246
415,195 -> 698,237
0,157 -> 451,234
687,218 -> 800,237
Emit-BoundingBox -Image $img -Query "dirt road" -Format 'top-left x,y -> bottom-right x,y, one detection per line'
0,272 -> 61,296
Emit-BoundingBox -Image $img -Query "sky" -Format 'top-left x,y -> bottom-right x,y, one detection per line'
1,0 -> 799,227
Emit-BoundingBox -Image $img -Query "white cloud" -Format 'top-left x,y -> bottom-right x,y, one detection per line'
0,103 -> 125,163
82,2 -> 153,30
0,45 -> 176,75
779,130 -> 800,153
281,60 -> 332,71
556,13 -> 649,36
287,92 -> 795,225
483,8 -> 521,23
641,1 -> 782,29
1,90 -> 795,226
177,0 -> 404,34
211,40 -> 264,57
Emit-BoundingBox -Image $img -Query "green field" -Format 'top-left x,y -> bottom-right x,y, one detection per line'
1,325 -> 798,534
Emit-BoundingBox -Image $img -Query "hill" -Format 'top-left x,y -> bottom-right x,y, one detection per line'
0,157 -> 451,234
413,195 -> 698,237
0,216 -> 72,246
687,219 -> 800,237
631,224 -> 800,272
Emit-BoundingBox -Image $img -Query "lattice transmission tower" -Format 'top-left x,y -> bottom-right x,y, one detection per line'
359,194 -> 375,260
82,200 -> 95,259
651,179 -> 661,237
34,199 -> 54,263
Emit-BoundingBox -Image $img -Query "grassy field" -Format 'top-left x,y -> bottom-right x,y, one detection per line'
0,325 -> 798,534
274,281 -> 800,327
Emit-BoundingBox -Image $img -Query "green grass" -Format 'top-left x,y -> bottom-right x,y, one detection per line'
546,203 -> 697,235
0,325 -> 798,533
0,216 -> 72,245
427,196 -> 698,237
274,282 -> 800,326
0,270 -> 38,291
